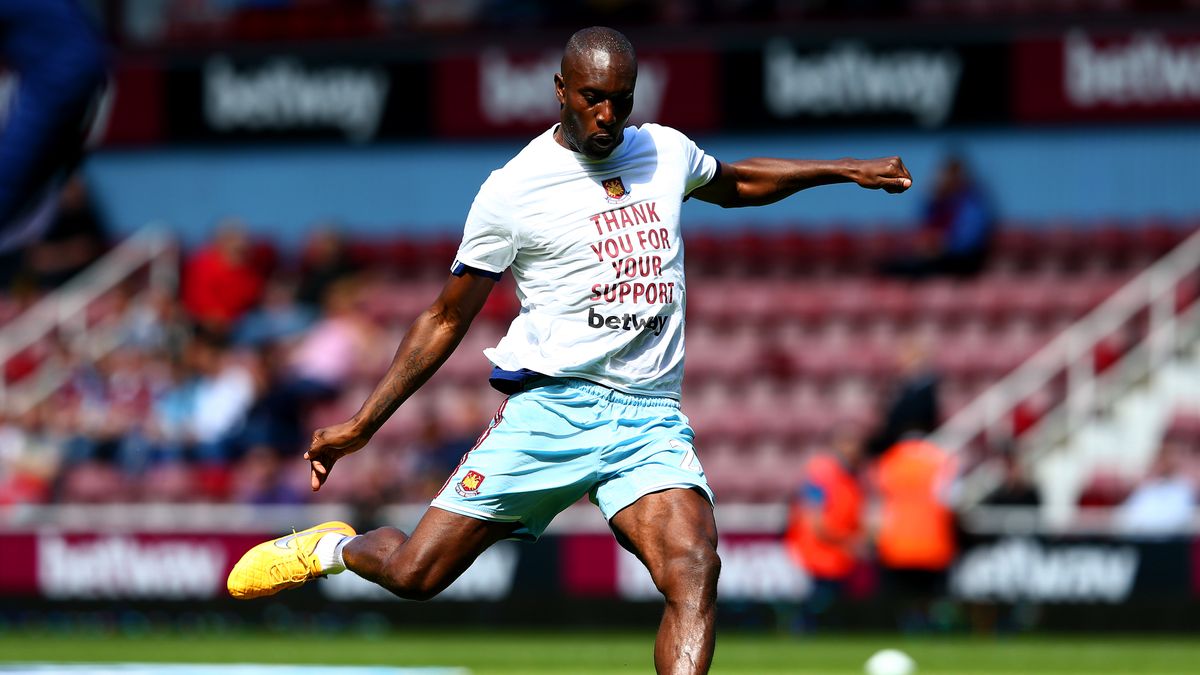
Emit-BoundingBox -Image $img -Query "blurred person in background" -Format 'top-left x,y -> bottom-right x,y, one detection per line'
1115,440 -> 1195,537
14,173 -> 108,290
782,425 -> 867,630
181,220 -> 267,338
0,0 -> 107,252
881,154 -> 995,279
867,338 -> 940,458
116,355 -> 195,476
296,226 -> 356,310
284,277 -> 379,400
873,434 -> 958,631
118,286 -> 192,355
186,336 -> 258,465
0,406 -> 66,504
233,275 -> 316,348
227,26 -> 911,675
979,445 -> 1041,508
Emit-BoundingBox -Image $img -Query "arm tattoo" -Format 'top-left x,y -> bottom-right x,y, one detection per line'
391,346 -> 433,401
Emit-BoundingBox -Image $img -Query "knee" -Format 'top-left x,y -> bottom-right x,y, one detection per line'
654,543 -> 721,599
361,531 -> 447,602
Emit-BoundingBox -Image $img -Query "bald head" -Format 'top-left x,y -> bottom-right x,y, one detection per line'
562,26 -> 637,74
554,27 -> 638,158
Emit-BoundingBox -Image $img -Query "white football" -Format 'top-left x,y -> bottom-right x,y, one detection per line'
864,648 -> 916,675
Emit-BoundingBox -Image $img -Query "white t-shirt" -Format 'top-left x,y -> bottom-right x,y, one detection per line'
453,123 -> 719,399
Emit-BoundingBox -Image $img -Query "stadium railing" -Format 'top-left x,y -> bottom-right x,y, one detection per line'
0,225 -> 177,414
935,228 -> 1200,511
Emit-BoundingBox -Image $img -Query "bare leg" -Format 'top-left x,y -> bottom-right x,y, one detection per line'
343,506 -> 518,601
609,488 -> 720,675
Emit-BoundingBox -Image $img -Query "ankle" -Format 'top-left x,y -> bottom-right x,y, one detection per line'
314,533 -> 358,574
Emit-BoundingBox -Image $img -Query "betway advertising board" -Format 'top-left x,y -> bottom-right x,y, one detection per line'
722,40 -> 1010,130
432,49 -> 719,137
0,531 -> 801,602
1017,30 -> 1200,123
1,530 -> 1197,606
101,30 -> 1200,147
163,56 -> 430,143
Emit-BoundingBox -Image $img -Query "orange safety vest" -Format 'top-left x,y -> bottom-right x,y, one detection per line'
874,438 -> 957,571
784,453 -> 863,580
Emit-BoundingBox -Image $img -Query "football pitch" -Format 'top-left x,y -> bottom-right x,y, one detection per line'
1,631 -> 1198,674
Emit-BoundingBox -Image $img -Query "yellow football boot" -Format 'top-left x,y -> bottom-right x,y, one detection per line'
227,521 -> 356,599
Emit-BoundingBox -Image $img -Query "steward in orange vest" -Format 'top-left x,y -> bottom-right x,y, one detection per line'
874,437 -> 957,574
784,433 -> 865,583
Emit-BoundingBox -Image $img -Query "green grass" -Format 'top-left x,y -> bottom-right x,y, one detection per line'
1,631 -> 1198,674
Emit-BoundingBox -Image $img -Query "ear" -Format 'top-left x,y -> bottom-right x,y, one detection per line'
554,72 -> 566,106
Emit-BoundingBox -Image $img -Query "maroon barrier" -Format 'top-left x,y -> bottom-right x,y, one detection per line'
1,530 -> 1196,606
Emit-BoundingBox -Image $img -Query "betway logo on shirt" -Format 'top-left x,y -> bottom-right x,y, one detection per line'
588,307 -> 671,335
764,40 -> 962,128
204,57 -> 390,142
1066,31 -> 1200,108
479,50 -> 668,125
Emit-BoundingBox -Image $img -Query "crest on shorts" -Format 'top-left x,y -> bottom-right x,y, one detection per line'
602,176 -> 630,203
456,470 -> 486,497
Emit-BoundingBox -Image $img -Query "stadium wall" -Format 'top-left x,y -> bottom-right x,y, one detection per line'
85,126 -> 1200,249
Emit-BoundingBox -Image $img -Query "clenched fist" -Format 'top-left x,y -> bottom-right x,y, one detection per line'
852,156 -> 913,194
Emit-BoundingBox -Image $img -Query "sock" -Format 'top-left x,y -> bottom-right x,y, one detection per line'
334,534 -> 357,570
314,533 -> 356,574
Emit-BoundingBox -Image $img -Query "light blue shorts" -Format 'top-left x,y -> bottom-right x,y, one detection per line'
430,378 -> 713,541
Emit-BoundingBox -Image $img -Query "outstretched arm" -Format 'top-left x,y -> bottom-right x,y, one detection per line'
304,271 -> 496,490
689,157 -> 912,208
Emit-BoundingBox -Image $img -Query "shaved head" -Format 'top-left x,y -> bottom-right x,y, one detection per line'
562,26 -> 637,74
555,27 -> 638,158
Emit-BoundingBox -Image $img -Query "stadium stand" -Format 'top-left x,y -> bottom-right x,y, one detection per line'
2,219 -> 1194,506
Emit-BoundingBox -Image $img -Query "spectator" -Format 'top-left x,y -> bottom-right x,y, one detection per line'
882,155 -> 995,279
295,226 -> 355,310
980,447 -> 1041,507
1115,441 -> 1195,537
868,338 -> 940,458
285,277 -> 379,397
782,426 -> 867,629
233,275 -> 316,348
118,286 -> 191,355
181,221 -> 266,336
17,174 -> 109,289
187,337 -> 259,464
0,407 -> 65,504
873,435 -> 958,631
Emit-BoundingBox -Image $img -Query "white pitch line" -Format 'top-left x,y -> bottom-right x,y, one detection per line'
0,665 -> 469,675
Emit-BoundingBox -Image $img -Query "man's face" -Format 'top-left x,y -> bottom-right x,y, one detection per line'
555,49 -> 636,159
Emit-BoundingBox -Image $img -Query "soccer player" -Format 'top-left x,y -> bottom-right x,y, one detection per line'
228,27 -> 911,674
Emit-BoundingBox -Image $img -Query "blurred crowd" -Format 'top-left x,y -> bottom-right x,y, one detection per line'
0,163 -> 1194,536
0,188 -> 511,510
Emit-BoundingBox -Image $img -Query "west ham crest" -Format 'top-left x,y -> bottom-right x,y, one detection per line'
602,176 -> 631,203
455,470 -> 486,497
